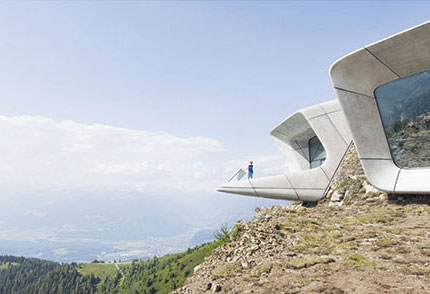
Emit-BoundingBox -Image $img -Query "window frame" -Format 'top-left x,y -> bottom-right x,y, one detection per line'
308,135 -> 326,169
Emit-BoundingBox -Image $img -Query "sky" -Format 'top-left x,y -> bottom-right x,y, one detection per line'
0,1 -> 429,260
0,1 -> 428,193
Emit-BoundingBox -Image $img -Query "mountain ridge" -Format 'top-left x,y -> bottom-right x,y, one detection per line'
174,146 -> 430,293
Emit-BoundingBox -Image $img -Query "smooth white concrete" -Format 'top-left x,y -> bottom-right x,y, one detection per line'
331,49 -> 398,97
296,189 -> 327,202
333,89 -> 392,160
216,179 -> 257,197
360,159 -> 400,192
331,21 -> 430,194
366,22 -> 430,77
217,100 -> 352,202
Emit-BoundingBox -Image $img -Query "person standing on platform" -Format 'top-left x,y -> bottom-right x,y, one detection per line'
248,161 -> 254,179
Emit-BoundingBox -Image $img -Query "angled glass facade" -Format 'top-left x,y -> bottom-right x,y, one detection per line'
309,136 -> 326,169
375,70 -> 430,168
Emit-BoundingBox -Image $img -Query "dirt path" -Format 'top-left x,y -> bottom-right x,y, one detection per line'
114,263 -> 124,282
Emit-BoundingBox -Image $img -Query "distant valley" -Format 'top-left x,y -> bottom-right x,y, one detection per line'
0,191 -> 284,262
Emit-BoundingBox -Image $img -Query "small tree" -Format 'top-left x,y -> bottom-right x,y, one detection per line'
214,223 -> 231,242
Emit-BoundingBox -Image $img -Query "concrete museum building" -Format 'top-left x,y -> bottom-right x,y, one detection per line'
218,21 -> 430,203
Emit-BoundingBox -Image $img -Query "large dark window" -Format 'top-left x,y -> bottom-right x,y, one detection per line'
309,136 -> 326,169
375,70 -> 430,168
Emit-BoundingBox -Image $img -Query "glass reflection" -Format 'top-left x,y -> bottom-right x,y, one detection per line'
375,70 -> 430,168
309,136 -> 326,169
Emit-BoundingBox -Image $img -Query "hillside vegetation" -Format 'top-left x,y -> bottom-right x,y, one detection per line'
174,147 -> 430,293
0,239 -> 223,294
96,240 -> 222,294
78,262 -> 120,281
387,112 -> 430,168
0,256 -> 99,294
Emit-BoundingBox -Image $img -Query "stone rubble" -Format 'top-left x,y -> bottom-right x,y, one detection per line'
173,146 -> 430,294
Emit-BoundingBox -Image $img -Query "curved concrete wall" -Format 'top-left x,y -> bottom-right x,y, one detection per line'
217,100 -> 352,202
330,21 -> 430,193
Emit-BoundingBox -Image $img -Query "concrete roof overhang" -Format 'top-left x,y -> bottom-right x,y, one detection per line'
330,21 -> 430,193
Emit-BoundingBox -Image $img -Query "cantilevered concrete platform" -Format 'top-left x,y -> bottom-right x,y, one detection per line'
217,100 -> 352,202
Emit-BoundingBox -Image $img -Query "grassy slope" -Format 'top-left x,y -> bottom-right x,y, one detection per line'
117,240 -> 223,294
0,262 -> 19,269
78,240 -> 223,294
77,263 -> 119,281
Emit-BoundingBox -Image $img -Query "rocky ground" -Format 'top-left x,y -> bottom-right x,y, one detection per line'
173,147 -> 430,294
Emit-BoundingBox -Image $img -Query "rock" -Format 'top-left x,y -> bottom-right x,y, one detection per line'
194,265 -> 201,273
331,190 -> 344,202
364,182 -> 379,194
212,284 -> 222,292
329,200 -> 344,207
206,283 -> 212,290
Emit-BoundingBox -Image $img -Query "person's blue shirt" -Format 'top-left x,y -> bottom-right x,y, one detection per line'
248,163 -> 254,179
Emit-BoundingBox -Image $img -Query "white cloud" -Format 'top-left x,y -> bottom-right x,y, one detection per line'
0,115 -> 227,195
24,209 -> 48,218
52,248 -> 69,256
0,115 -> 286,199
